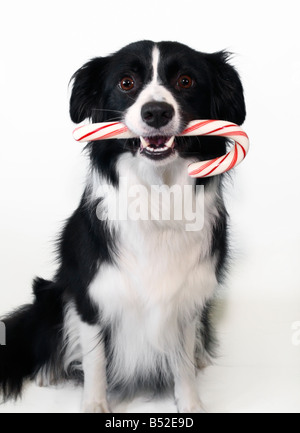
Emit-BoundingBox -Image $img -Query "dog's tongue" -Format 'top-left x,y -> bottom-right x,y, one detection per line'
149,137 -> 168,146
140,136 -> 175,150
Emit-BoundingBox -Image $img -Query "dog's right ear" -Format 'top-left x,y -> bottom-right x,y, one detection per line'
205,51 -> 246,126
70,57 -> 110,124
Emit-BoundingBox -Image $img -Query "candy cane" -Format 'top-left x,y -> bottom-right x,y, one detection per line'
73,120 -> 249,178
181,120 -> 249,178
73,122 -> 135,142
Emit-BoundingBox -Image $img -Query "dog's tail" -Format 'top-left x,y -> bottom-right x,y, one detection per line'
0,278 -> 65,401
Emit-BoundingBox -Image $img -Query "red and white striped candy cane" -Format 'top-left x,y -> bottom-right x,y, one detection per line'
73,122 -> 135,142
73,120 -> 249,178
181,120 -> 249,178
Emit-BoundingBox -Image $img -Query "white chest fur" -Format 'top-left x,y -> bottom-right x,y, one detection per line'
88,154 -> 219,384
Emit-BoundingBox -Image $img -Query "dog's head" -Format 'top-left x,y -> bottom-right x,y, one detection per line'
70,41 -> 246,170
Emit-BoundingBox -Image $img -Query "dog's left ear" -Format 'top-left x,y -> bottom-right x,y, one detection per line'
70,57 -> 110,124
205,51 -> 246,125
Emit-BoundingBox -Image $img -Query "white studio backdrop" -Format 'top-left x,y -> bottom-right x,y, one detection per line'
0,0 -> 299,413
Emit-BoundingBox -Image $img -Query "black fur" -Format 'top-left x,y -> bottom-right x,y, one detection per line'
0,40 -> 245,403
55,197 -> 115,325
0,279 -> 65,400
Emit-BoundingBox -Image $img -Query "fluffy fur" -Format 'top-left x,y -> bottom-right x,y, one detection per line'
0,41 -> 246,412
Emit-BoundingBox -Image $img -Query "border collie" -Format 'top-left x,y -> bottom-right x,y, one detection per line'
0,41 -> 246,413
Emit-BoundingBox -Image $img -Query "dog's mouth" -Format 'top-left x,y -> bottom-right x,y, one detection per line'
140,136 -> 175,160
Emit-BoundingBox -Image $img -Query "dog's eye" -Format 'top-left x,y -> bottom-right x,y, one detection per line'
177,75 -> 193,89
119,77 -> 135,91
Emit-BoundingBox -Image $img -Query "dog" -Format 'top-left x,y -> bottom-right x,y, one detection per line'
0,40 -> 246,413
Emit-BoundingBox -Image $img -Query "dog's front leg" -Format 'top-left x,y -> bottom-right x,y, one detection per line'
174,319 -> 206,413
79,322 -> 110,413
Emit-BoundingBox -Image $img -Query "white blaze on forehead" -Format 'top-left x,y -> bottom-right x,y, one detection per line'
124,45 -> 181,136
149,46 -> 168,102
148,46 -> 168,102
152,45 -> 160,84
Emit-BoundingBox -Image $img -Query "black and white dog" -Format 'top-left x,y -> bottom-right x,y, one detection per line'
0,41 -> 246,413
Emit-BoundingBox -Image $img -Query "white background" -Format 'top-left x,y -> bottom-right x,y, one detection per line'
0,0 -> 300,413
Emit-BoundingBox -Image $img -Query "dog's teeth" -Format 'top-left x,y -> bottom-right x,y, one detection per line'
165,136 -> 175,148
140,136 -> 150,149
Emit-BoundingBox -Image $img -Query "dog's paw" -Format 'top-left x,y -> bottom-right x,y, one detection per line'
82,400 -> 111,414
177,399 -> 206,414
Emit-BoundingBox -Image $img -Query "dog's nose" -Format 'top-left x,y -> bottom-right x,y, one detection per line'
141,102 -> 175,129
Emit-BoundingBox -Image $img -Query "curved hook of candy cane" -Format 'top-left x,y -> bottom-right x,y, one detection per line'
73,119 -> 249,178
181,120 -> 250,178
